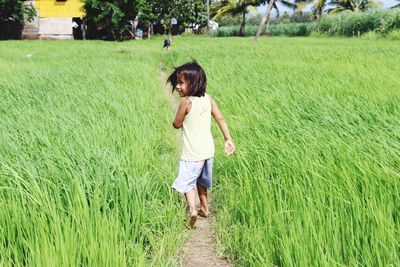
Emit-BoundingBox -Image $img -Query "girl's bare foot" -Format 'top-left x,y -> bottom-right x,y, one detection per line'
198,206 -> 209,218
189,211 -> 197,229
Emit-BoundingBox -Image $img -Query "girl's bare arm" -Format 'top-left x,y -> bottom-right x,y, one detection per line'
210,96 -> 235,155
172,98 -> 191,129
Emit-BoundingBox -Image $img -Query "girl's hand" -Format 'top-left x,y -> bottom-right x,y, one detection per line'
224,139 -> 235,156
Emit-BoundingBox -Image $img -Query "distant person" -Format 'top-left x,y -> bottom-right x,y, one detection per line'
163,37 -> 171,51
167,61 -> 235,229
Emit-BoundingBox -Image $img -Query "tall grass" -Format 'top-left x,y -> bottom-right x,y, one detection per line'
164,37 -> 400,266
1,37 -> 399,266
0,40 -> 186,266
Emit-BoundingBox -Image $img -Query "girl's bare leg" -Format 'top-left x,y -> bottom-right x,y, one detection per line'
197,182 -> 209,217
185,189 -> 197,228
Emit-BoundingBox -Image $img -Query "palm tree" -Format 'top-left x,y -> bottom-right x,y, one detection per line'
280,0 -> 313,14
258,0 -> 311,37
260,0 -> 312,37
326,0 -> 381,14
254,0 -> 276,42
258,0 -> 312,18
391,0 -> 400,8
211,0 -> 264,36
313,0 -> 327,21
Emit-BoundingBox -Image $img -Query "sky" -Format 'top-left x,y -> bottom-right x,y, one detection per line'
257,0 -> 399,16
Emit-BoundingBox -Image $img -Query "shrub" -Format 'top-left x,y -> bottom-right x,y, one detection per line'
180,32 -> 196,37
0,0 -> 36,39
83,0 -> 143,40
211,23 -> 315,37
318,9 -> 400,36
309,31 -> 329,37
361,31 -> 381,40
388,29 -> 400,40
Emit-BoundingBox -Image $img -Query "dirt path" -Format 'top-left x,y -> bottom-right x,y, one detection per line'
160,67 -> 232,267
180,197 -> 232,267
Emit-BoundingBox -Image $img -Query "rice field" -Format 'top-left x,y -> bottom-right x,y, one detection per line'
1,37 -> 399,266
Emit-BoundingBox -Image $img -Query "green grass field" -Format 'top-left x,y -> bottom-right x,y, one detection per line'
1,37 -> 399,266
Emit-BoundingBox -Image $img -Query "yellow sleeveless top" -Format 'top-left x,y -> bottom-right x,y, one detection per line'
181,93 -> 214,161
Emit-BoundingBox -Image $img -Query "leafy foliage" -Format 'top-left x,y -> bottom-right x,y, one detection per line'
211,0 -> 268,36
391,0 -> 400,9
0,0 -> 36,39
326,0 -> 381,14
83,0 -> 142,40
279,0 -> 313,14
313,0 -> 327,19
83,0 -> 206,39
211,22 -> 315,36
319,8 -> 400,35
211,0 -> 314,36
151,0 -> 206,32
173,0 -> 207,29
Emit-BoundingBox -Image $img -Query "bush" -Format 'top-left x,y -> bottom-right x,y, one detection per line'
309,31 -> 329,38
0,0 -> 36,39
211,22 -> 316,37
217,12 -> 315,28
388,29 -> 400,40
289,12 -> 315,23
269,23 -> 316,36
318,9 -> 400,36
361,31 -> 381,40
211,26 -> 239,37
180,32 -> 197,37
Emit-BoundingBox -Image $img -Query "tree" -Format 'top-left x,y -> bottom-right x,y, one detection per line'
137,0 -> 156,37
149,0 -> 206,35
83,0 -> 142,40
264,0 -> 312,35
211,0 -> 265,36
313,0 -> 327,21
252,0 -> 304,41
173,0 -> 207,33
326,0 -> 381,14
279,0 -> 313,15
254,0 -> 275,42
192,0 -> 311,37
0,0 -> 36,39
391,0 -> 400,8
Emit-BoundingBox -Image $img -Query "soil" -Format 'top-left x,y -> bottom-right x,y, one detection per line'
180,194 -> 232,267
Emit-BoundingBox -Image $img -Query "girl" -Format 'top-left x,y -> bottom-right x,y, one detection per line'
167,60 -> 235,228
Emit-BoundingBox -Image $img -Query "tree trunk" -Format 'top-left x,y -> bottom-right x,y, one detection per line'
254,0 -> 275,43
239,12 -> 246,36
206,0 -> 210,32
316,8 -> 322,32
265,19 -> 270,37
111,28 -> 116,41
82,18 -> 86,40
132,23 -> 136,40
148,25 -> 151,39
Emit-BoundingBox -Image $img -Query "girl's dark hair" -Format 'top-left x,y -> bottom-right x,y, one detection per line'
167,60 -> 207,97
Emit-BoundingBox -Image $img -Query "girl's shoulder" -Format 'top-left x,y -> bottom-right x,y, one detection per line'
191,93 -> 211,99
182,96 -> 192,105
205,93 -> 213,103
190,93 -> 212,103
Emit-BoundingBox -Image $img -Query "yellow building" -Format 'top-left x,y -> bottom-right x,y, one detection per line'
23,0 -> 85,39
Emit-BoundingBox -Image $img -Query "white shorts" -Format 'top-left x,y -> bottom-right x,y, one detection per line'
171,157 -> 214,194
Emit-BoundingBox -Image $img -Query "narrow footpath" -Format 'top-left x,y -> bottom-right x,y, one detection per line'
160,67 -> 232,267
